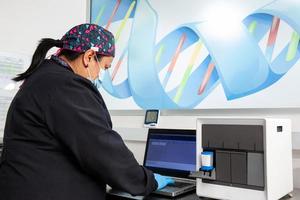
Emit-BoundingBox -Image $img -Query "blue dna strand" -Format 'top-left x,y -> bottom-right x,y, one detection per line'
91,0 -> 300,109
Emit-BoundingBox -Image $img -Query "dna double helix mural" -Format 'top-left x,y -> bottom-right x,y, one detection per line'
90,0 -> 300,109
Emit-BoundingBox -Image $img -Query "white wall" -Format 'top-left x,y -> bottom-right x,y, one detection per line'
0,0 -> 88,56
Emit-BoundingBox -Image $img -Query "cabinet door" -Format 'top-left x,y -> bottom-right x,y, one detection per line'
247,153 -> 264,187
231,152 -> 247,185
216,151 -> 231,183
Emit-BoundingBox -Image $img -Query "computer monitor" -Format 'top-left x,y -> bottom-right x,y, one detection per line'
143,128 -> 196,179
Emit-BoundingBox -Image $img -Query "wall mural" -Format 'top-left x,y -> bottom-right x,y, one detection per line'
90,0 -> 300,109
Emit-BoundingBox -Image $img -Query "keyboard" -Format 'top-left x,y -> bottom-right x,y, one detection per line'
172,181 -> 192,188
160,181 -> 193,192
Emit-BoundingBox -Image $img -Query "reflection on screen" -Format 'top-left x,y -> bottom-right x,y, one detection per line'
144,134 -> 196,171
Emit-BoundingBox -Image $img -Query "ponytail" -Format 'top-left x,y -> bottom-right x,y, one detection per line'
13,38 -> 63,81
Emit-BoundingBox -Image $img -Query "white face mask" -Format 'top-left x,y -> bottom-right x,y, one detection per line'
87,55 -> 104,89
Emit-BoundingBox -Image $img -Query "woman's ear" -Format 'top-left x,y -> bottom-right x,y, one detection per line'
83,49 -> 95,68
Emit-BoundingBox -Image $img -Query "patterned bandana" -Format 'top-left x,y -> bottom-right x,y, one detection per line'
60,23 -> 115,57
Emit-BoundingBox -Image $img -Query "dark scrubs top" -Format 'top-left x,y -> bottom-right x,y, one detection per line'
0,58 -> 157,200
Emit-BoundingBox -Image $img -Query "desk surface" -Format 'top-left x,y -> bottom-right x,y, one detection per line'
107,188 -> 300,200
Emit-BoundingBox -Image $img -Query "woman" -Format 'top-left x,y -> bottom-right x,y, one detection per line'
0,23 -> 173,200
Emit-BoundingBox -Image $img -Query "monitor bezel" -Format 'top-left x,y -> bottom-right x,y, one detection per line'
143,128 -> 196,179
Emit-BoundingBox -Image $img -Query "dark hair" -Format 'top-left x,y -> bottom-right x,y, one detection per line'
13,38 -> 103,81
57,49 -> 102,61
13,38 -> 63,81
59,49 -> 83,61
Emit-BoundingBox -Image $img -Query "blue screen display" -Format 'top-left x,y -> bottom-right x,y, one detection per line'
144,134 -> 196,171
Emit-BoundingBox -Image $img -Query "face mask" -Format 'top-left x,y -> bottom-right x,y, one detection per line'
87,68 -> 104,89
90,77 -> 102,89
87,55 -> 105,89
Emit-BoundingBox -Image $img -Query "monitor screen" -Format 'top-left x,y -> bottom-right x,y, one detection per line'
144,129 -> 196,174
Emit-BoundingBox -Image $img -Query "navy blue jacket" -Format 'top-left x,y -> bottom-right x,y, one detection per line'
0,59 -> 157,200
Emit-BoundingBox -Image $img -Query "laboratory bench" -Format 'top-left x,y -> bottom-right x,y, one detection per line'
106,188 -> 300,200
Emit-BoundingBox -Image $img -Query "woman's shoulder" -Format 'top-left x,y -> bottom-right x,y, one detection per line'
22,59 -> 96,96
30,60 -> 87,86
